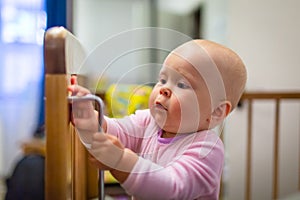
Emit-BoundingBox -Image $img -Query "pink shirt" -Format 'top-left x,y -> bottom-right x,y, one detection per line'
105,109 -> 224,200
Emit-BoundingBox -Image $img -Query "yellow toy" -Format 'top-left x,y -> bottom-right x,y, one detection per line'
105,84 -> 153,118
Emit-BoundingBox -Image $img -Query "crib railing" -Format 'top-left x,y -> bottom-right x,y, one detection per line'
44,27 -> 99,200
240,91 -> 300,200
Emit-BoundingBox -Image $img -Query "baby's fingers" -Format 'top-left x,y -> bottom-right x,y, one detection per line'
70,75 -> 77,85
67,84 -> 91,96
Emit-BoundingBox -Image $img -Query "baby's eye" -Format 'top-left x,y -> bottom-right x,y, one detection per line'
158,78 -> 167,84
177,82 -> 190,89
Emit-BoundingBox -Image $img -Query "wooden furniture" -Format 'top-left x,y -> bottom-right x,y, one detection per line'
44,27 -> 99,200
240,91 -> 300,200
21,138 -> 45,156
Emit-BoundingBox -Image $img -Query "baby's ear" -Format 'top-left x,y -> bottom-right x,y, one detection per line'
211,101 -> 232,121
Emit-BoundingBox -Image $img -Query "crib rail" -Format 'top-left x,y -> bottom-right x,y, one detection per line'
44,26 -> 99,200
240,91 -> 300,200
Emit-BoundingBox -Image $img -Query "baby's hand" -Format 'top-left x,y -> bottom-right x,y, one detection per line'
89,133 -> 125,171
68,78 -> 99,145
68,76 -> 91,97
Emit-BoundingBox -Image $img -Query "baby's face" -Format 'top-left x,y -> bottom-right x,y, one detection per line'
149,53 -> 212,134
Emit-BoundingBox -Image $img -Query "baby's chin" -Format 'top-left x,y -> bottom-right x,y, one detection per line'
150,108 -> 167,128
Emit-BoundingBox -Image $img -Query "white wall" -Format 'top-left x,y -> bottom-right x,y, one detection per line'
227,0 -> 300,91
73,0 -> 157,88
202,0 -> 228,44
73,0 -> 146,51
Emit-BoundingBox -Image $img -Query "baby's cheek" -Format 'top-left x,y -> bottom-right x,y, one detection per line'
170,98 -> 181,114
148,89 -> 158,108
173,96 -> 201,133
177,93 -> 201,119
177,92 -> 198,110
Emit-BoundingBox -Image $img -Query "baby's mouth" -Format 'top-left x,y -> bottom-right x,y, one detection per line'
155,102 -> 167,111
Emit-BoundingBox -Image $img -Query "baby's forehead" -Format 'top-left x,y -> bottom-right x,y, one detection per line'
162,49 -> 217,78
162,42 -> 227,101
160,60 -> 201,82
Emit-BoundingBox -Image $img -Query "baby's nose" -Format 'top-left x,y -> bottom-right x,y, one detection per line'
159,87 -> 171,97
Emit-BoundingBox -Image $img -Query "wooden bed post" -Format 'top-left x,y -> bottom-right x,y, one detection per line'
45,76 -> 72,199
44,27 -> 98,200
245,99 -> 253,200
44,29 -> 72,199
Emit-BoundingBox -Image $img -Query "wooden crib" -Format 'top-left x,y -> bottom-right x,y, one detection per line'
44,27 -> 99,199
44,27 -> 300,200
239,92 -> 300,200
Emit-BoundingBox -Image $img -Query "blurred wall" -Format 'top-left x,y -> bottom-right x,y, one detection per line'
73,0 -> 157,88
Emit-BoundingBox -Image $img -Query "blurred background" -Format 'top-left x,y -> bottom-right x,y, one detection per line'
0,0 -> 46,179
0,0 -> 299,199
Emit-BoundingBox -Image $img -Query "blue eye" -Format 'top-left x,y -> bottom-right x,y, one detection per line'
177,82 -> 190,89
159,78 -> 167,84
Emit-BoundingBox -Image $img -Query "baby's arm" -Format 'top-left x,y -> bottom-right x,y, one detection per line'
88,133 -> 138,183
68,79 -> 138,182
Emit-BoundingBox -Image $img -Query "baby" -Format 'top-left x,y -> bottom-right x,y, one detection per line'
68,39 -> 247,200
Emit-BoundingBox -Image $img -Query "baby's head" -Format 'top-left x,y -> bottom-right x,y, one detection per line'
191,40 -> 247,111
149,39 -> 247,134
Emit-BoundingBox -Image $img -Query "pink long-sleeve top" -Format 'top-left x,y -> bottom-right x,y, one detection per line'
105,109 -> 224,200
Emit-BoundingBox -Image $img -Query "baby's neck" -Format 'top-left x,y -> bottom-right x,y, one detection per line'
161,130 -> 176,138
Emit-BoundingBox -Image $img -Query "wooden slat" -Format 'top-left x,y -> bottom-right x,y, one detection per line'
272,99 -> 280,199
245,99 -> 253,200
45,75 -> 72,200
241,91 -> 300,100
87,160 -> 99,198
71,124 -> 99,199
71,124 -> 87,199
